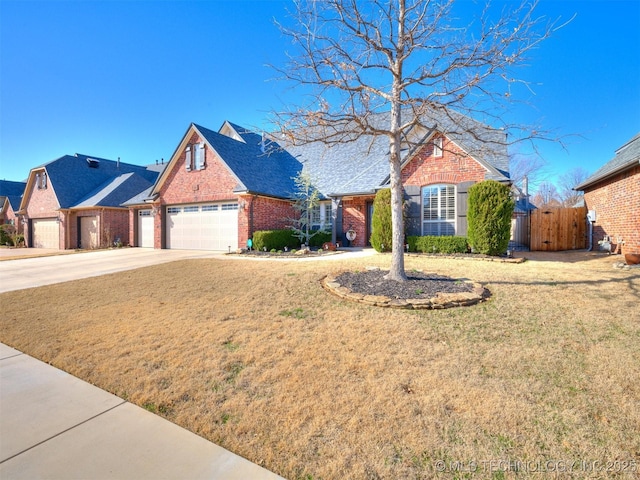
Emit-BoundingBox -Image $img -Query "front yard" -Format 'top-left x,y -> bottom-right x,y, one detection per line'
1,252 -> 638,479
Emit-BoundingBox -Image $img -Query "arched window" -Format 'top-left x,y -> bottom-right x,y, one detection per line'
422,184 -> 456,236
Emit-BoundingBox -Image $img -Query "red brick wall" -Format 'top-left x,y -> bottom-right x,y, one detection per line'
159,132 -> 239,205
238,195 -> 296,248
342,196 -> 371,247
402,135 -> 487,187
583,165 -> 640,255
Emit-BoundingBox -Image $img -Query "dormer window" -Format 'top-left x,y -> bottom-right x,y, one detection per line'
185,143 -> 206,171
433,137 -> 443,157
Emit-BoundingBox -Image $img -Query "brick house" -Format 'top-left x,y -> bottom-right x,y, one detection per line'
124,122 -> 301,250
0,180 -> 26,236
575,132 -> 640,255
127,111 -> 510,250
18,154 -> 162,249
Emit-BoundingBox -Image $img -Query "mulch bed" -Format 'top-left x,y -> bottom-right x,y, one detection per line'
336,269 -> 474,300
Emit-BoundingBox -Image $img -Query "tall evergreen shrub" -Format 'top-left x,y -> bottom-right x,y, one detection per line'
467,180 -> 514,255
370,188 -> 393,252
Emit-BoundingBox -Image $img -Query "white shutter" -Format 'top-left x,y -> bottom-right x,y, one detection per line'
197,144 -> 206,170
185,146 -> 192,171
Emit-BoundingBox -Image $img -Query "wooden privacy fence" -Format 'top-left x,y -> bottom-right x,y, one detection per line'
530,206 -> 587,251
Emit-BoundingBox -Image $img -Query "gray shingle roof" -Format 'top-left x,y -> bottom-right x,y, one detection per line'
34,154 -> 160,209
281,108 -> 509,196
0,180 -> 26,211
74,172 -> 155,208
195,123 -> 303,199
575,132 -> 640,190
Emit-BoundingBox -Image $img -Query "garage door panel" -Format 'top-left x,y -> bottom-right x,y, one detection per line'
166,203 -> 238,251
32,219 -> 59,249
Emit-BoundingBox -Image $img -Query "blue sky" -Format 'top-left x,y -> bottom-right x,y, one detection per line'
1,0 -> 639,190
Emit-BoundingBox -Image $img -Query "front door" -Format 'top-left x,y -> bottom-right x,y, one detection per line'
365,201 -> 374,246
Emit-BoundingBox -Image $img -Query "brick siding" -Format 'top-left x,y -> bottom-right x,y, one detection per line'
583,165 -> 640,255
402,135 -> 487,187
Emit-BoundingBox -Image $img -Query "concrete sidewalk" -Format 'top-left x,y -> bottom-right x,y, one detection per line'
0,343 -> 284,480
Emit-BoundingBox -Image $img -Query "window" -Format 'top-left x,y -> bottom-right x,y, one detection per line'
433,137 -> 443,157
221,203 -> 238,211
202,205 -> 218,212
311,202 -> 333,230
185,143 -> 206,171
139,210 -> 151,216
183,206 -> 199,213
167,207 -> 181,214
422,184 -> 455,236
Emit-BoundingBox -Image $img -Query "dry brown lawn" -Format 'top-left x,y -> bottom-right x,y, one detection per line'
1,251 -> 639,479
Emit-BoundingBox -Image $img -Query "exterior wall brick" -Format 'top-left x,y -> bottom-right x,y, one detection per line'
238,195 -> 296,248
402,135 -> 487,187
342,196 -> 372,247
583,165 -> 640,255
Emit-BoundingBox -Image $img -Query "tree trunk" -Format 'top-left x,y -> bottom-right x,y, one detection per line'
386,150 -> 407,281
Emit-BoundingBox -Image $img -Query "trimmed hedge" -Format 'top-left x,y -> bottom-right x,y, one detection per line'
308,231 -> 332,248
407,235 -> 469,254
251,229 -> 332,251
251,229 -> 299,251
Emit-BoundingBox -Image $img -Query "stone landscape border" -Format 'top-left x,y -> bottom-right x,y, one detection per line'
322,273 -> 489,309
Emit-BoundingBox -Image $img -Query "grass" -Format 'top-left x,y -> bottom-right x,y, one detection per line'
1,251 -> 639,479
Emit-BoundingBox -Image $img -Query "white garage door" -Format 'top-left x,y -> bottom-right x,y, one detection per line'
138,210 -> 154,248
32,218 -> 59,249
80,216 -> 99,249
166,203 -> 238,251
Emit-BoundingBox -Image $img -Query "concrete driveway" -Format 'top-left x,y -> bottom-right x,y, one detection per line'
0,248 -> 221,294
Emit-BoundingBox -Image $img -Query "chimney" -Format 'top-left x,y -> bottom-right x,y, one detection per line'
522,175 -> 529,197
117,157 -> 120,169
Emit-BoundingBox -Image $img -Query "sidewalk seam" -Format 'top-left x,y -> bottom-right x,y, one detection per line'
0,400 -> 127,465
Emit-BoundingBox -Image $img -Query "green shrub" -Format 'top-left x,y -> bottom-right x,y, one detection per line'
467,180 -> 514,255
370,188 -> 393,252
407,235 -> 468,254
252,229 -> 299,251
0,226 -> 12,245
308,231 -> 332,248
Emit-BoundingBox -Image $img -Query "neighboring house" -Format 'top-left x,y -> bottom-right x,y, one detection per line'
18,154 -> 162,249
575,132 -> 640,255
126,111 -> 510,250
0,180 -> 26,234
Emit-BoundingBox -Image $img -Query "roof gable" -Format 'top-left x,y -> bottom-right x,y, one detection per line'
152,123 -> 303,200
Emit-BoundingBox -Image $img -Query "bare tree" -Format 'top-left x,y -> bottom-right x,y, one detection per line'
509,153 -> 548,191
531,181 -> 561,208
273,0 -> 565,281
558,167 -> 589,207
